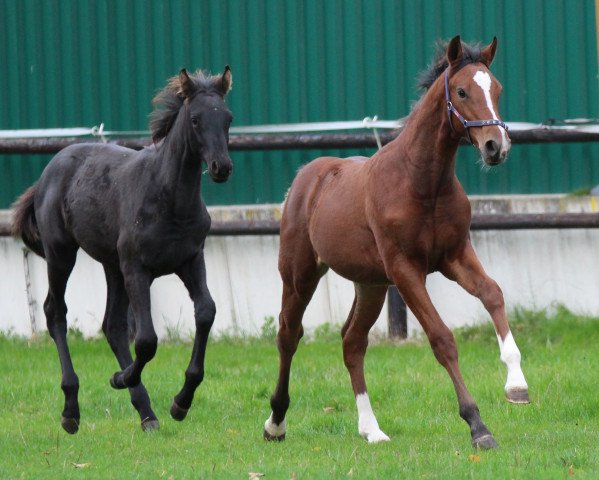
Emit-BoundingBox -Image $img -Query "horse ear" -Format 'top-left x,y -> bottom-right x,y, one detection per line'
481,37 -> 498,66
220,65 -> 233,95
177,68 -> 194,99
446,35 -> 463,66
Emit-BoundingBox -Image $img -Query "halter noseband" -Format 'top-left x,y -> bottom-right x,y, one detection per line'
444,68 -> 508,144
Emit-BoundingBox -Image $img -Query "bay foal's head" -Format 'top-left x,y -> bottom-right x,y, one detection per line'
151,67 -> 234,182
443,36 -> 510,166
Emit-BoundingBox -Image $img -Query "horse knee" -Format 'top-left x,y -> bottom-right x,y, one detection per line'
480,280 -> 504,313
184,367 -> 205,390
428,328 -> 458,366
134,333 -> 158,362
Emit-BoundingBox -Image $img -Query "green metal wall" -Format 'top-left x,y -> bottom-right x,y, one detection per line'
1,0 -> 598,208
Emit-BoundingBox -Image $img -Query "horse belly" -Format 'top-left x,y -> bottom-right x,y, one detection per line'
63,193 -> 121,264
310,218 -> 388,285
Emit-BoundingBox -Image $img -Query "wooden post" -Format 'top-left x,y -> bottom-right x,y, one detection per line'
387,287 -> 407,339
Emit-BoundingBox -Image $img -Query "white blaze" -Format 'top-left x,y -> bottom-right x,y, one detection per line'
472,70 -> 508,145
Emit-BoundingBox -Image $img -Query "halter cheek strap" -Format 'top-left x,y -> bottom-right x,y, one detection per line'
444,68 -> 508,144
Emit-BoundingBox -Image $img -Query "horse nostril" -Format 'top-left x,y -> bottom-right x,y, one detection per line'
485,140 -> 499,157
210,161 -> 218,172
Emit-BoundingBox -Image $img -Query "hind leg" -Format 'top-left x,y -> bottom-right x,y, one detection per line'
43,244 -> 80,434
264,281 -> 319,440
441,241 -> 529,403
264,243 -> 326,441
102,266 -> 158,431
342,284 -> 389,442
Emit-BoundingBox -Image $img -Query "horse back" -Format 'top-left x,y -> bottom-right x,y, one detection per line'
34,143 -> 144,263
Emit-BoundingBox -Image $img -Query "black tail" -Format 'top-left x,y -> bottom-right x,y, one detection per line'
11,183 -> 45,258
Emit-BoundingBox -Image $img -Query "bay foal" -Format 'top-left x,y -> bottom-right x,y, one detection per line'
264,37 -> 528,448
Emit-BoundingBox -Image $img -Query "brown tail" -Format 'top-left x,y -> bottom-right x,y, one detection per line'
11,183 -> 45,258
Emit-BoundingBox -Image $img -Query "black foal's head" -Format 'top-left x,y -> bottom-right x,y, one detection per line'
151,67 -> 234,183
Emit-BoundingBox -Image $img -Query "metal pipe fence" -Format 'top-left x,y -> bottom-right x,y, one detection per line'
2,123 -> 598,338
2,127 -> 599,155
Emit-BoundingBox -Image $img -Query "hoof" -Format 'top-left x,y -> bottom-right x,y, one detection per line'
263,429 -> 285,442
506,388 -> 529,404
109,372 -> 127,390
472,434 -> 498,450
141,418 -> 160,432
61,416 -> 80,435
364,430 -> 391,443
170,401 -> 189,421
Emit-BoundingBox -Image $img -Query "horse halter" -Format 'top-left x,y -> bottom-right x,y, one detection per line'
444,68 -> 508,144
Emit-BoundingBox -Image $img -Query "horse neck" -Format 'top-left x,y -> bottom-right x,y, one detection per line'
381,79 -> 461,197
155,106 -> 204,216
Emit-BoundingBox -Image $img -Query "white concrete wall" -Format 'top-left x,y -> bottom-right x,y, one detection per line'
419,228 -> 599,336
0,235 -> 387,339
1,195 -> 598,339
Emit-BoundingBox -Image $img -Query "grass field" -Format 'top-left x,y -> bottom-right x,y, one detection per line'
1,306 -> 598,479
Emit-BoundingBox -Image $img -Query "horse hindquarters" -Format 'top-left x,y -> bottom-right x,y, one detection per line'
26,170 -> 86,434
11,184 -> 45,257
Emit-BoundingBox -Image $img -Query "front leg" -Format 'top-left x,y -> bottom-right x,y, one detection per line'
441,241 -> 529,403
110,265 -> 157,390
170,252 -> 216,421
388,259 -> 497,449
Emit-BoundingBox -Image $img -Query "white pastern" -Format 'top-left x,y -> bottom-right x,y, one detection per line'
264,412 -> 286,437
356,393 -> 390,443
472,70 -> 509,147
496,331 -> 528,391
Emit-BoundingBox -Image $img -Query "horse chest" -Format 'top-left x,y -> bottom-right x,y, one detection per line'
405,213 -> 469,270
382,203 -> 469,268
131,219 -> 209,273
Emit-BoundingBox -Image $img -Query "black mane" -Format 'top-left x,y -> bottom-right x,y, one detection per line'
417,40 -> 486,91
150,71 -> 224,143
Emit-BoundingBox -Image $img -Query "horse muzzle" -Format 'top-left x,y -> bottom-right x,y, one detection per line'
208,157 -> 233,183
479,134 -> 511,166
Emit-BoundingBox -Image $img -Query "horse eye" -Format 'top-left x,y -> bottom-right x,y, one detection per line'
457,88 -> 466,99
191,118 -> 199,127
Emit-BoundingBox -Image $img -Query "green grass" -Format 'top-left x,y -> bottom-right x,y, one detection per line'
1,306 -> 598,479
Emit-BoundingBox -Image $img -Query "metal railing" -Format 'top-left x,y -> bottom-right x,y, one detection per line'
1,119 -> 598,338
1,119 -> 599,153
